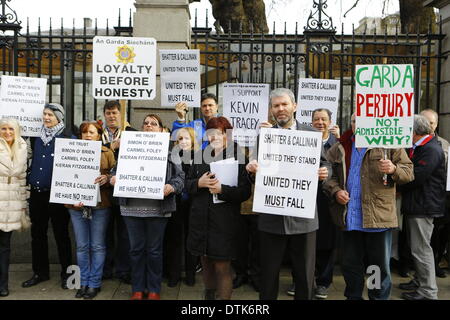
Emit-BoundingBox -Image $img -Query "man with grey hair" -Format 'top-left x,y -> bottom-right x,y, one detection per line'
246,87 -> 330,300
399,114 -> 446,300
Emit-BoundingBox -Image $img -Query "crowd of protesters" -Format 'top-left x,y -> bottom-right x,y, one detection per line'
0,89 -> 448,301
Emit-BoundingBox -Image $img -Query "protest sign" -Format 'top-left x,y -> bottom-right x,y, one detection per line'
0,75 -> 47,137
355,64 -> 414,148
210,158 -> 239,204
222,83 -> 270,147
113,131 -> 169,200
93,36 -> 157,100
50,138 -> 102,207
296,78 -> 340,126
160,49 -> 201,107
252,128 -> 321,219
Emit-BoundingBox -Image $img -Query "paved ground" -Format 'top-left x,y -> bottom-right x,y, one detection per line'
1,264 -> 449,300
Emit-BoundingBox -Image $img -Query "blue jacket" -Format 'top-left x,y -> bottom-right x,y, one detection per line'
172,118 -> 209,150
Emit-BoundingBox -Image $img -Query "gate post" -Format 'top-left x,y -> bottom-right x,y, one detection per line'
131,0 -> 192,129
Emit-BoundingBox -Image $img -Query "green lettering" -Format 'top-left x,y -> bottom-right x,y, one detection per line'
356,66 -> 370,87
392,66 -> 401,87
382,66 -> 392,87
371,66 -> 383,88
403,65 -> 414,88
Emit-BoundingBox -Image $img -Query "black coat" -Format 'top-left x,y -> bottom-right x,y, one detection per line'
400,136 -> 446,218
186,145 -> 252,260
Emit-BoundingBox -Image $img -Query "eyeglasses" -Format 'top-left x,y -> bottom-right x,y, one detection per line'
143,121 -> 160,127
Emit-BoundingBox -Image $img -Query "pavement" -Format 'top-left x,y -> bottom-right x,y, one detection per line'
1,264 -> 449,300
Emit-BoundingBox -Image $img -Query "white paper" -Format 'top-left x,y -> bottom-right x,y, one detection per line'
252,128 -> 322,219
92,36 -> 157,100
223,83 -> 270,147
296,78 -> 340,127
210,158 -> 239,204
50,138 -> 102,206
160,49 -> 201,107
0,75 -> 47,137
113,131 -> 169,200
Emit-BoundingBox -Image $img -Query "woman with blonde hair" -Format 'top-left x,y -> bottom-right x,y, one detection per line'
0,118 -> 30,297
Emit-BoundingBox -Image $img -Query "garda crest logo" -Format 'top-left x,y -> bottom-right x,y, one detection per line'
115,45 -> 136,64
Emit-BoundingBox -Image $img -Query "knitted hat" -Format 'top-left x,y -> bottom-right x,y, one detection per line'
44,103 -> 65,123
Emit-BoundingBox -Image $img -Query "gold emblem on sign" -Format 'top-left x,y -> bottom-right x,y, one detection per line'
115,45 -> 136,64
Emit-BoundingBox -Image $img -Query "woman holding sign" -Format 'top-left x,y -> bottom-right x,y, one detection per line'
0,118 -> 30,297
111,114 -> 184,300
186,117 -> 252,300
66,121 -> 116,299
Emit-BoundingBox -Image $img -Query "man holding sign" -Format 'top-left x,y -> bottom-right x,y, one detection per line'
324,113 -> 413,300
246,88 -> 330,300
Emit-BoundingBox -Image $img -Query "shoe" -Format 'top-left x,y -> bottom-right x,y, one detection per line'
0,289 -> 9,297
436,267 -> 447,278
147,292 -> 160,300
315,285 -> 329,299
398,265 -> 410,278
401,291 -> 431,300
22,274 -> 50,288
286,283 -> 295,296
130,292 -> 144,300
184,273 -> 195,287
75,285 -> 88,298
232,275 -> 248,289
83,287 -> 101,299
399,279 -> 419,291
249,278 -> 260,292
167,278 -> 180,287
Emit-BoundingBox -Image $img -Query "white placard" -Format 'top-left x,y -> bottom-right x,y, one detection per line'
253,128 -> 321,219
296,78 -> 340,127
160,49 -> 201,107
447,146 -> 450,191
113,131 -> 169,200
50,138 -> 102,206
223,83 -> 270,147
0,75 -> 47,137
210,158 -> 239,204
355,64 -> 414,148
92,36 -> 157,100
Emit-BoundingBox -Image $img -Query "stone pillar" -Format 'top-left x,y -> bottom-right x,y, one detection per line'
131,0 -> 192,129
424,0 -> 450,139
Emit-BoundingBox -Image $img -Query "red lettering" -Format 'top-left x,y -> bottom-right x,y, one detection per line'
366,94 -> 374,117
395,94 -> 404,117
404,92 -> 414,116
356,94 -> 365,116
374,94 -> 383,117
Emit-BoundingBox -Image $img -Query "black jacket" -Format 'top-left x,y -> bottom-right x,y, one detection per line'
400,136 -> 446,218
186,144 -> 252,259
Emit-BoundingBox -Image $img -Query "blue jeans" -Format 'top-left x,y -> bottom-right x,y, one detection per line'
123,216 -> 168,293
341,230 -> 392,300
69,208 -> 110,288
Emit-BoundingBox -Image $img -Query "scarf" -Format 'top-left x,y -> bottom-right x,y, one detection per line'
40,121 -> 65,145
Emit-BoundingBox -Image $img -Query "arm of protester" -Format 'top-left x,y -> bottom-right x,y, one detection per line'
329,125 -> 340,139
319,144 -> 332,181
401,148 -> 440,188
166,158 -> 185,195
217,164 -> 252,203
388,148 -> 414,185
322,144 -> 344,199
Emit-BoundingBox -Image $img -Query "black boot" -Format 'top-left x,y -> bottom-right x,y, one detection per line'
84,287 -> 101,299
75,285 -> 88,298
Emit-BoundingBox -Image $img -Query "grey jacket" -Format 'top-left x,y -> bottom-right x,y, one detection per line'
256,121 -> 331,235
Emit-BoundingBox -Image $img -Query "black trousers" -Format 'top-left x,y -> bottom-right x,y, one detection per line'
232,214 -> 260,283
29,190 -> 72,277
163,199 -> 197,280
103,204 -> 131,277
0,231 -> 12,290
259,230 -> 316,300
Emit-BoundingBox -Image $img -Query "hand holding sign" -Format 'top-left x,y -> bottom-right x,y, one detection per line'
95,175 -> 108,186
329,125 -> 340,139
198,172 -> 218,188
378,159 -> 396,175
163,184 -> 175,197
336,190 -> 350,205
175,102 -> 188,119
208,180 -> 222,194
318,167 -> 328,181
246,159 -> 259,175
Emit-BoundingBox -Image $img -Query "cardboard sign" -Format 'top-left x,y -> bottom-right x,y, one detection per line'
92,36 -> 157,100
252,128 -> 321,219
160,49 -> 201,107
355,64 -> 414,148
113,131 -> 169,200
223,83 -> 270,147
296,78 -> 340,126
0,75 -> 47,137
50,138 -> 102,206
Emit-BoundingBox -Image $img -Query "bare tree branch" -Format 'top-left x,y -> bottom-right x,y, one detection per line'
343,0 -> 361,18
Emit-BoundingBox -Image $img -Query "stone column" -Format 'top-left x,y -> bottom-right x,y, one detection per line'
131,0 -> 192,129
424,0 -> 450,139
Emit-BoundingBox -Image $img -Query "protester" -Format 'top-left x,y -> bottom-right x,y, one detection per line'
163,127 -> 200,287
323,113 -> 414,300
246,88 -> 330,300
399,114 -> 446,300
111,114 -> 184,300
420,109 -> 450,278
101,100 -> 133,283
66,121 -> 116,299
0,118 -> 30,297
22,103 -> 73,289
172,93 -> 219,149
186,117 -> 251,300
